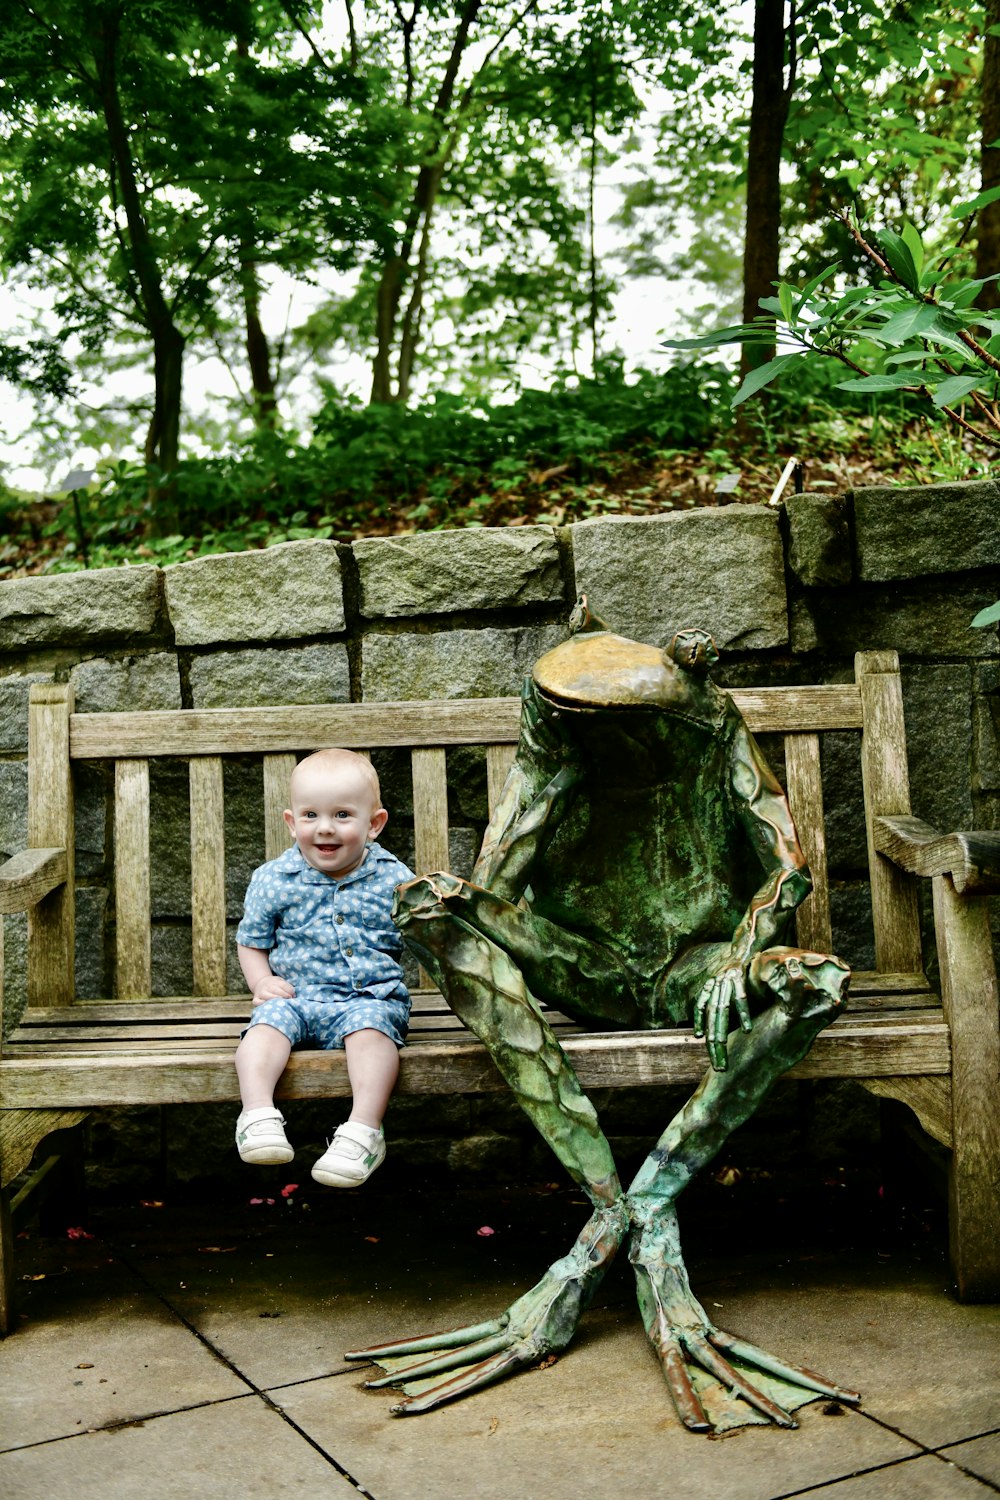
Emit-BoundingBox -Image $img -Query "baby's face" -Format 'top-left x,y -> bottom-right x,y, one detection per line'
284,765 -> 387,877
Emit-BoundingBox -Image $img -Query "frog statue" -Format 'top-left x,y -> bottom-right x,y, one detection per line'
346,600 -> 859,1434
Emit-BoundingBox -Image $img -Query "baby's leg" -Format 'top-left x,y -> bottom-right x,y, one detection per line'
234,1010 -> 298,1165
235,1022 -> 293,1111
344,1028 -> 400,1130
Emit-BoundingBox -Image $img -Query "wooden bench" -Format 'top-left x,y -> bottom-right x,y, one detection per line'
2,648 -> 998,1333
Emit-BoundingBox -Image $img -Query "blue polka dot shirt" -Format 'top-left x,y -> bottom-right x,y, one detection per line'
236,842 -> 415,1005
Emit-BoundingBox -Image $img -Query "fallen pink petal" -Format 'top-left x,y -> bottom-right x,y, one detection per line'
476,1226 -> 496,1237
66,1227 -> 95,1241
280,1183 -> 299,1197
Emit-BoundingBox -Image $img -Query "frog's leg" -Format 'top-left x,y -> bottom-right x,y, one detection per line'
345,870 -> 636,1412
626,947 -> 859,1431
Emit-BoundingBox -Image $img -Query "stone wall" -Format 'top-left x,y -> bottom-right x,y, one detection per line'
1,481 -> 997,1193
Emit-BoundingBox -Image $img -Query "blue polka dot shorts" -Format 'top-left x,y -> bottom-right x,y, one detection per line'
244,995 -> 410,1049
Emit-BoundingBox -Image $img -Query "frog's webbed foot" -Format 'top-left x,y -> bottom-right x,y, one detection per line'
630,1219 -> 860,1433
345,1201 -> 627,1415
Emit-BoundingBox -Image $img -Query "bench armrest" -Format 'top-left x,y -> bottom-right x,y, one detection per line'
874,816 -> 1000,895
0,848 -> 68,914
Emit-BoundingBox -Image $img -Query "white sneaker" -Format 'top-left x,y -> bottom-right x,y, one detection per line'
311,1122 -> 385,1188
236,1107 -> 294,1165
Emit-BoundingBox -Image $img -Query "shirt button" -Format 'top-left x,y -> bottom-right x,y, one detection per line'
336,914 -> 345,924
345,946 -> 354,957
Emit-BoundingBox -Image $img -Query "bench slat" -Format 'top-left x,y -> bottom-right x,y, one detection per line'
190,757 -> 227,996
115,760 -> 151,999
412,747 -> 450,875
0,1020 -> 952,1107
67,686 -> 865,762
7,973 -> 934,1030
785,731 -> 833,954
486,743 -> 517,816
857,653 -> 923,972
263,753 -> 297,862
69,699 -> 524,759
27,685 -> 75,1007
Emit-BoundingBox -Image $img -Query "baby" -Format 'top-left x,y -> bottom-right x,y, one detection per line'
233,748 -> 414,1187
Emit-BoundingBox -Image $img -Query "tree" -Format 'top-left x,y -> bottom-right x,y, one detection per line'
0,1 -> 381,479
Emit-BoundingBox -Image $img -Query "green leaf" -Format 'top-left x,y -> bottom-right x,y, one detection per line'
793,261 -> 840,318
900,222 -> 924,281
971,600 -> 1000,628
833,373 -> 920,392
932,375 -> 987,407
778,283 -> 794,324
877,303 -> 940,345
951,184 -> 1000,219
876,230 -> 920,293
731,352 -> 801,407
661,323 -> 774,351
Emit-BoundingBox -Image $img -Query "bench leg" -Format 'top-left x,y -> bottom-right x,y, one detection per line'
933,877 -> 1000,1300
0,1186 -> 13,1337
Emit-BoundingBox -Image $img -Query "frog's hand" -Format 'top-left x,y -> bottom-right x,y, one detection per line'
631,1228 -> 860,1434
345,1202 -> 627,1415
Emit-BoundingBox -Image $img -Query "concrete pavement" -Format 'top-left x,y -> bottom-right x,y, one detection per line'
1,1172 -> 998,1499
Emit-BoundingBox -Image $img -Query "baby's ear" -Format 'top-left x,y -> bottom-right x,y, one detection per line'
283,808 -> 295,834
369,807 -> 389,839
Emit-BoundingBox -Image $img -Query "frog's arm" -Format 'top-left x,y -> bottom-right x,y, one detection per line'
472,683 -> 582,904
694,720 -> 812,1069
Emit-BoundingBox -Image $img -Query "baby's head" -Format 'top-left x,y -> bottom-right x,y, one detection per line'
284,748 -> 388,877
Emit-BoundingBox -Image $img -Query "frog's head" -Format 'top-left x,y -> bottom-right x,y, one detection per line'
532,597 -> 728,733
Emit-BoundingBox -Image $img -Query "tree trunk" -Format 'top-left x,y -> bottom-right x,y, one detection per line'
242,256 -> 277,427
94,12 -> 187,486
368,0 -> 482,404
977,0 -> 1000,310
741,0 -> 792,376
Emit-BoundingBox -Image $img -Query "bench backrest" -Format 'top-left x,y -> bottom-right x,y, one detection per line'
25,648 -> 922,1007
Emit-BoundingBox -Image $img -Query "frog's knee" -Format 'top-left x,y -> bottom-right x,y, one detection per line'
750,948 -> 850,1021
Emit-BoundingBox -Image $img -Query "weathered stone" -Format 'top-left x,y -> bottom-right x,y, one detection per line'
901,664 -> 974,835
820,731 -> 868,871
0,760 -> 27,858
354,526 -> 563,618
0,672 -> 52,752
0,566 -> 165,649
164,541 -> 345,646
189,643 -> 350,708
853,480 -> 1000,582
224,761 -> 267,920
786,493 -> 852,588
71,653 -> 181,713
1,912 -> 27,1034
151,923 -> 193,997
791,583 -> 1000,658
974,662 -> 1000,793
76,762 -> 110,878
76,886 -> 109,999
570,506 -> 788,650
829,880 -> 876,973
149,761 -> 192,918
362,625 -> 564,700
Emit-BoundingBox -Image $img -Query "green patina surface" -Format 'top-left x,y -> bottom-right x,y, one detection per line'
349,603 -> 856,1433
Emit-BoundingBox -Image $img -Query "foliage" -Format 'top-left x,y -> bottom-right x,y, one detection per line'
666,202 -> 1000,448
5,359 -> 989,580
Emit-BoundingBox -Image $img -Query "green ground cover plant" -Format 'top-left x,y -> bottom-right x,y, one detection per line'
1,360 -> 988,579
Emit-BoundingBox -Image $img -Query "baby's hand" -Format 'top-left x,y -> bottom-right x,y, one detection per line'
251,976 -> 295,1006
